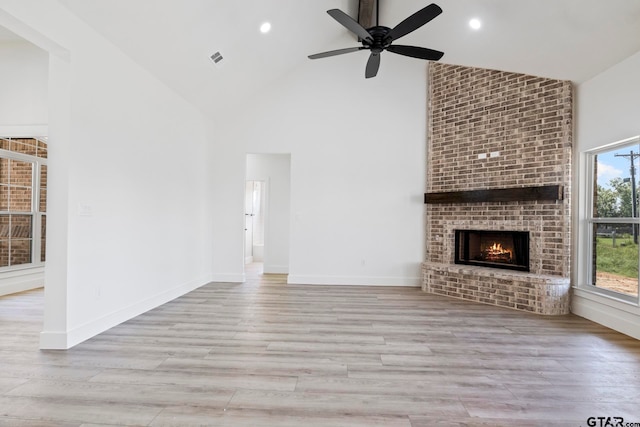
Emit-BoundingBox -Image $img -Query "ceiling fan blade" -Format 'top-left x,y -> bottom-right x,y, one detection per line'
387,45 -> 444,61
365,52 -> 381,79
308,47 -> 364,60
327,9 -> 373,42
387,3 -> 442,42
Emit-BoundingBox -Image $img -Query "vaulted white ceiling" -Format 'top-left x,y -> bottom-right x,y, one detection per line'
0,24 -> 21,41
22,1 -> 640,116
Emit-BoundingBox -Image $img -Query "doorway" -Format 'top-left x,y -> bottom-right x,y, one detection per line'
244,180 -> 265,265
245,153 -> 291,277
0,26 -> 49,297
0,10 -> 73,348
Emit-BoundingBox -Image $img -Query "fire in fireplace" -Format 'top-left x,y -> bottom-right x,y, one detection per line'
455,230 -> 530,272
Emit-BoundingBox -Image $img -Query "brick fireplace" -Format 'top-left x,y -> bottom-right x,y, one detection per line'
455,229 -> 530,272
422,63 -> 572,315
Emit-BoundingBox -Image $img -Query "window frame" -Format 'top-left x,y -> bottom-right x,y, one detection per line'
584,135 -> 640,305
0,146 -> 47,271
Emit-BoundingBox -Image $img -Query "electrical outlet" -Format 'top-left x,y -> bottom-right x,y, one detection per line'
78,203 -> 92,216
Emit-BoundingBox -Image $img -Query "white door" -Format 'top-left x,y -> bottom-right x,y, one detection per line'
244,181 -> 254,264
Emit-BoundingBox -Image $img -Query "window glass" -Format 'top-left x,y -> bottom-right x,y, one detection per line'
9,214 -> 32,266
0,137 -> 47,269
593,223 -> 639,297
594,146 -> 640,218
0,158 -> 8,211
0,215 -> 8,267
36,139 -> 47,159
40,214 -> 46,262
590,141 -> 640,298
10,138 -> 37,156
40,165 -> 47,213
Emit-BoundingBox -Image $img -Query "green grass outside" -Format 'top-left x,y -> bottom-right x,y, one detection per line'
596,235 -> 639,278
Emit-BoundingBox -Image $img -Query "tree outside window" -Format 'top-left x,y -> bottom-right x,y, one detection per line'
590,143 -> 640,299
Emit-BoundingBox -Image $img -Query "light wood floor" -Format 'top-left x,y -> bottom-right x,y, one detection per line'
1,265 -> 640,426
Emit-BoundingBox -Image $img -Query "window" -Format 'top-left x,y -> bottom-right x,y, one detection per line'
0,137 -> 47,270
586,136 -> 640,302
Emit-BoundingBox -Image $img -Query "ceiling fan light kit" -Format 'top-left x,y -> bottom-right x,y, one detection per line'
308,3 -> 445,78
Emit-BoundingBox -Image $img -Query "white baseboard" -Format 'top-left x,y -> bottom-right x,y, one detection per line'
287,275 -> 421,287
572,290 -> 640,340
38,331 -> 69,350
0,267 -> 44,297
209,273 -> 245,283
39,276 -> 209,350
263,264 -> 289,274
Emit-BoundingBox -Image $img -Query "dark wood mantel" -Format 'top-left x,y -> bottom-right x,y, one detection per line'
424,185 -> 563,204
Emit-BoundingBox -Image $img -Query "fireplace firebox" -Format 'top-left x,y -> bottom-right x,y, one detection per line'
455,230 -> 530,272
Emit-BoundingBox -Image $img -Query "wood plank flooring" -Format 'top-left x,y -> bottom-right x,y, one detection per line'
1,264 -> 640,426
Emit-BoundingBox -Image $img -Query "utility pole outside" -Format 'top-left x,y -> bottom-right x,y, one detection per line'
615,150 -> 639,244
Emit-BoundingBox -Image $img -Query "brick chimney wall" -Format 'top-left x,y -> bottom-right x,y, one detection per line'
423,63 -> 572,314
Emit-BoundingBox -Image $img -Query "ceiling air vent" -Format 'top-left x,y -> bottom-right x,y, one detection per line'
209,51 -> 224,68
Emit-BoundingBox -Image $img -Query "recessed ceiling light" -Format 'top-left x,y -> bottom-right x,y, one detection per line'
260,22 -> 271,34
469,18 -> 481,30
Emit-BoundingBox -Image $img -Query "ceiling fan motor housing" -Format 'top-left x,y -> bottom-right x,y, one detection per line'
308,4 -> 444,78
363,26 -> 392,53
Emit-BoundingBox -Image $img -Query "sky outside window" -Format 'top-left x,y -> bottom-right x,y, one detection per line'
596,144 -> 640,189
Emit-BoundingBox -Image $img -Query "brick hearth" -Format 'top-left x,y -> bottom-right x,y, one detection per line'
422,63 -> 572,315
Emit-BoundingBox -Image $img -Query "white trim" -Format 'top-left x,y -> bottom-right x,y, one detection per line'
0,266 -> 43,296
584,135 -> 640,155
0,125 -> 48,137
578,283 -> 637,304
572,289 -> 640,340
580,136 -> 640,305
38,331 -> 68,349
210,273 -> 245,283
287,275 -> 421,287
0,263 -> 44,274
573,286 -> 638,310
263,264 -> 288,274
39,276 -> 210,350
0,8 -> 69,61
574,135 -> 640,340
0,147 -> 48,165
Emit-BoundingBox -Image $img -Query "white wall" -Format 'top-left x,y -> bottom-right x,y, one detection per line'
246,153 -> 291,274
213,53 -> 427,286
0,39 -> 48,129
574,48 -> 640,340
0,1 -> 213,348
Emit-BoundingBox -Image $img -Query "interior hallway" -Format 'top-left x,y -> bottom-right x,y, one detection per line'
1,267 -> 640,426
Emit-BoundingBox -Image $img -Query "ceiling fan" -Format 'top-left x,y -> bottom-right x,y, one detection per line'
308,3 -> 444,78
